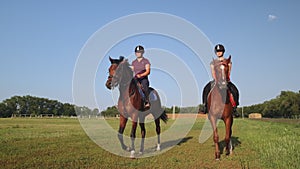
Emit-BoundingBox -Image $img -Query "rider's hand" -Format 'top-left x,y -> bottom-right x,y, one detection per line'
136,74 -> 142,78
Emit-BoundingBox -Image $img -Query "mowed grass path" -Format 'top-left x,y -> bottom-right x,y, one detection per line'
0,117 -> 299,169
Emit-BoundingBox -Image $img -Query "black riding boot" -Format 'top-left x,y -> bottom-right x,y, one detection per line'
144,93 -> 150,109
202,81 -> 213,114
228,82 -> 240,117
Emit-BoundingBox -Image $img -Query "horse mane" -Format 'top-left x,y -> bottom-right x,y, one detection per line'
118,59 -> 133,77
116,59 -> 140,98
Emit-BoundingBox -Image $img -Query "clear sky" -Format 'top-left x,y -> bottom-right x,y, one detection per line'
1,0 -> 300,110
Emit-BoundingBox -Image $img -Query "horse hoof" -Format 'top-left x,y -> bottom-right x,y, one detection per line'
130,150 -> 135,159
139,151 -> 143,155
215,152 -> 220,160
121,145 -> 130,151
215,158 -> 220,161
156,144 -> 161,151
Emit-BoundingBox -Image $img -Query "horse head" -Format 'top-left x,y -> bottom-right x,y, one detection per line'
213,55 -> 231,90
105,56 -> 132,90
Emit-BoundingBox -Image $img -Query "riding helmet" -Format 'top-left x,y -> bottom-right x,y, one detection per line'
214,44 -> 225,53
135,45 -> 145,53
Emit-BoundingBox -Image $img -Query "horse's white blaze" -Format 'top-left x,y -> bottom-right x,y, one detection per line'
156,144 -> 161,151
220,65 -> 225,81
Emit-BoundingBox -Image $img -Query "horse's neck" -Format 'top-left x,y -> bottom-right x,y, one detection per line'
119,78 -> 136,97
212,85 -> 226,96
211,85 -> 229,104
119,80 -> 130,96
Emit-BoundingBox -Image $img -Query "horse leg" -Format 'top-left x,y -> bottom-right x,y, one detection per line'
155,117 -> 161,151
118,115 -> 129,151
139,115 -> 146,154
209,116 -> 220,160
130,115 -> 138,158
225,115 -> 233,155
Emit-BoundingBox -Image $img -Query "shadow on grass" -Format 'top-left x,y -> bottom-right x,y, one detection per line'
141,136 -> 194,155
161,136 -> 193,150
218,136 -> 241,155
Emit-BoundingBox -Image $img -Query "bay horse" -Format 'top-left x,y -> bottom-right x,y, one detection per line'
105,56 -> 168,158
207,56 -> 233,160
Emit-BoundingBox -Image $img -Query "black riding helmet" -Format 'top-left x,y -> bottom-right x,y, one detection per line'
214,44 -> 225,53
135,45 -> 145,53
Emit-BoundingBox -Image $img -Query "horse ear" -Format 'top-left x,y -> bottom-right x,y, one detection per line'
119,56 -> 124,62
109,56 -> 113,63
228,55 -> 231,62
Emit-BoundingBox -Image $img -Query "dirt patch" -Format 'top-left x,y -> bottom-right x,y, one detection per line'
166,113 -> 208,119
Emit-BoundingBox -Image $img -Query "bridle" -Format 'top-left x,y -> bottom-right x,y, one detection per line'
214,61 -> 228,89
108,62 -> 132,88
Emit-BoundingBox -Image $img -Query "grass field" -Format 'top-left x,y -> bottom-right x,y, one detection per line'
0,117 -> 299,169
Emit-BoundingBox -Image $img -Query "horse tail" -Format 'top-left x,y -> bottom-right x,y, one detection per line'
160,110 -> 168,123
150,88 -> 168,123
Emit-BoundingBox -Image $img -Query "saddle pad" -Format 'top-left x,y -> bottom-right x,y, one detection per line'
137,87 -> 158,101
149,90 -> 158,101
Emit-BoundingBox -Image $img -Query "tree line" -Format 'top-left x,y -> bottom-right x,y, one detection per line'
1,90 -> 299,118
0,95 -> 99,118
100,105 -> 202,117
238,90 -> 300,118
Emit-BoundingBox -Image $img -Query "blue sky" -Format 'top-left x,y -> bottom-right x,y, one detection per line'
1,0 -> 300,110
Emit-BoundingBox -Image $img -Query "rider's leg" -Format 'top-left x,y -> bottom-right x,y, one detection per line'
202,81 -> 214,113
228,82 -> 239,116
232,82 -> 239,106
228,82 -> 239,106
141,78 -> 150,108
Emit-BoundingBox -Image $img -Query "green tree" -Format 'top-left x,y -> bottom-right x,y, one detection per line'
0,103 -> 9,118
62,103 -> 76,116
92,108 -> 99,116
101,106 -> 119,117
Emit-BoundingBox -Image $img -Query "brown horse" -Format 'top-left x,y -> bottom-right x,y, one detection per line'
207,56 -> 233,160
105,56 -> 168,158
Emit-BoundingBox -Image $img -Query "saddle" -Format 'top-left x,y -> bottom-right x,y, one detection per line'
128,79 -> 156,103
208,81 -> 236,106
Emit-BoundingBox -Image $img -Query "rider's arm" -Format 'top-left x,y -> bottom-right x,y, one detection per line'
210,64 -> 216,80
136,64 -> 150,78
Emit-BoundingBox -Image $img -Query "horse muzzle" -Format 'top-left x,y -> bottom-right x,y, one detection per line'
105,79 -> 112,90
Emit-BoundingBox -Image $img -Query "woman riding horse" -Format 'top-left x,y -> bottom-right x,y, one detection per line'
131,45 -> 151,109
105,55 -> 168,158
206,54 -> 235,160
202,44 -> 239,116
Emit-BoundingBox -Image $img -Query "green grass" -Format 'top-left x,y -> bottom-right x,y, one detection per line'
0,117 -> 299,169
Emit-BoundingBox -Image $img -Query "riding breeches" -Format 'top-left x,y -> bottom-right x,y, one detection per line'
137,78 -> 150,98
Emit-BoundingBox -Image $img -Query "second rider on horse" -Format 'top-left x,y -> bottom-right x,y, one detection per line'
203,44 -> 240,116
